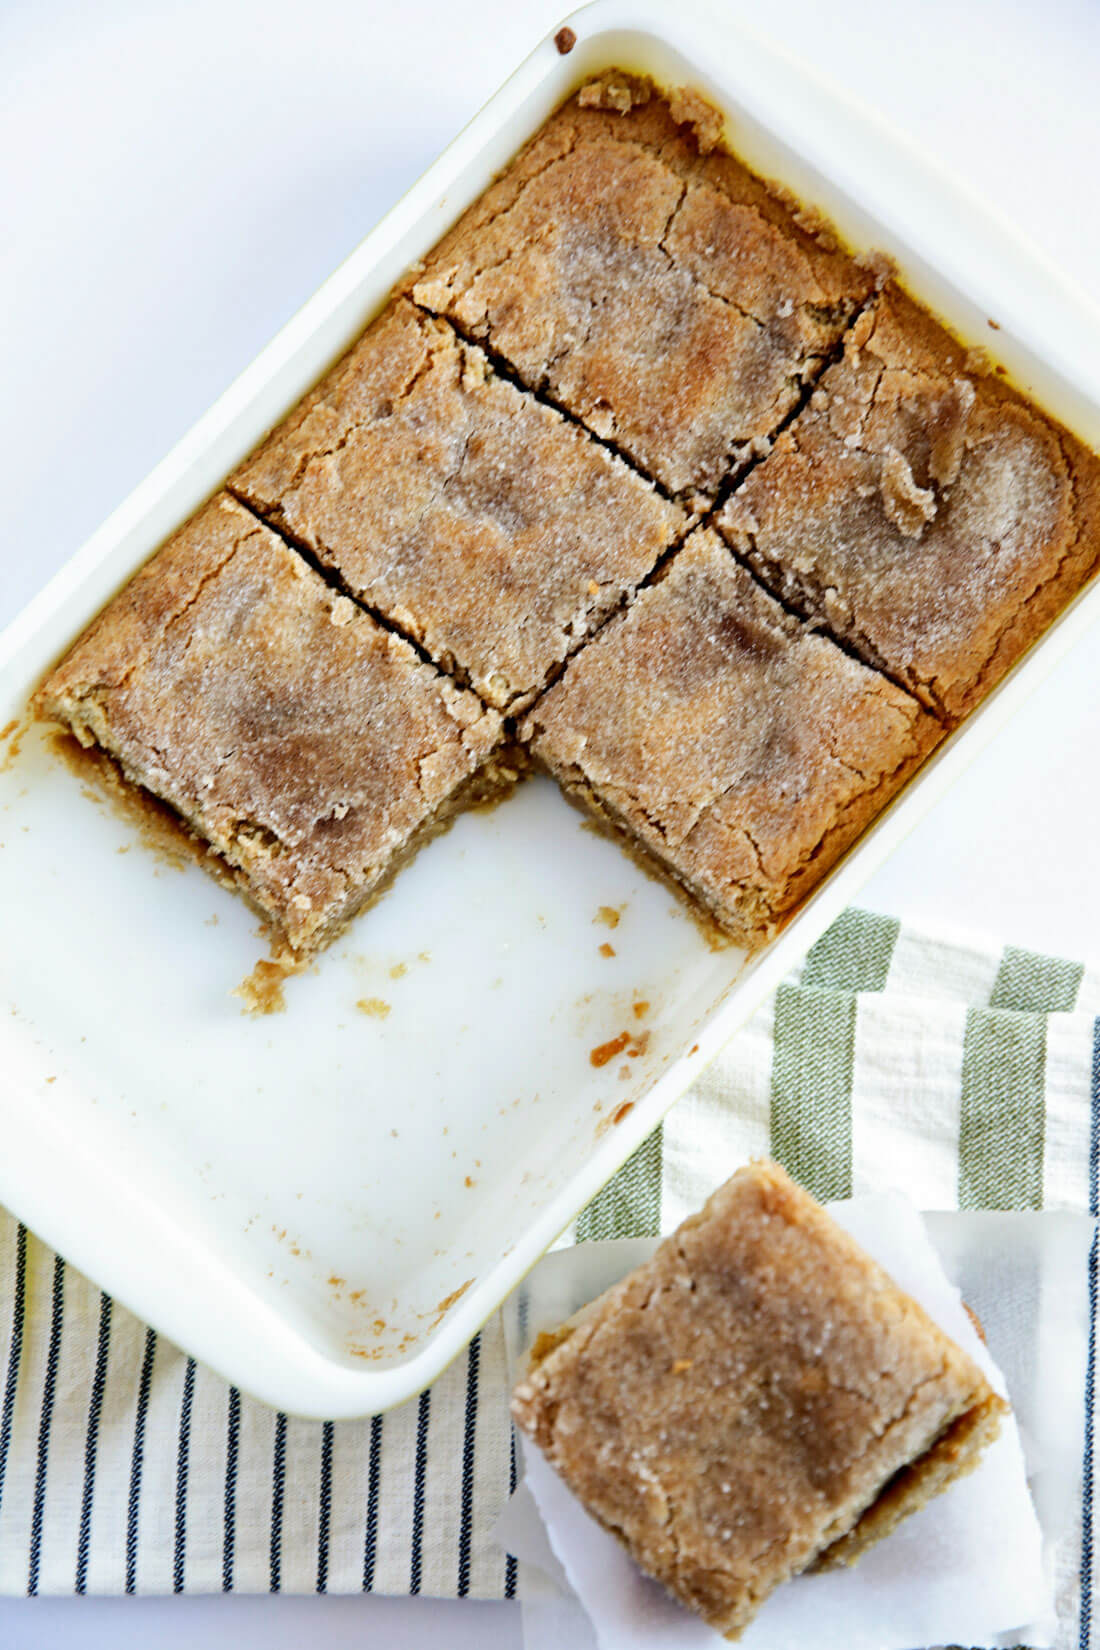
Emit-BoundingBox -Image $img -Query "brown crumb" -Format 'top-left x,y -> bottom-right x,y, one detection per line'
987,317 -> 1001,330
464,1175 -> 475,1188
689,1043 -> 700,1055
577,73 -> 650,113
594,905 -> 621,929
389,961 -> 408,979
591,1032 -> 630,1067
598,941 -> 616,958
963,1302 -> 987,1344
357,996 -> 391,1019
328,1275 -> 345,1288
235,957 -> 294,1016
554,25 -> 576,54
611,1101 -> 634,1125
632,1000 -> 650,1019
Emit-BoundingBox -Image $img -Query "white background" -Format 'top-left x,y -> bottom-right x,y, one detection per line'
1,0 -> 1098,1642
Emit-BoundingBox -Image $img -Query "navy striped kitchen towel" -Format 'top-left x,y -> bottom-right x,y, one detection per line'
0,908 -> 1095,1647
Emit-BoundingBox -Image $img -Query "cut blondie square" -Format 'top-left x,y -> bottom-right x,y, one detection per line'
410,74 -> 872,499
520,527 -> 940,948
34,493 -> 506,956
231,299 -> 683,713
512,1159 -> 1007,1640
718,283 -> 1100,723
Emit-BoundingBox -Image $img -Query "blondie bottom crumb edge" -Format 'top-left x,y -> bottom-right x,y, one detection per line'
520,528 -> 941,951
512,1160 -> 1006,1640
409,71 -> 874,500
719,281 -> 1100,724
34,493 -> 508,958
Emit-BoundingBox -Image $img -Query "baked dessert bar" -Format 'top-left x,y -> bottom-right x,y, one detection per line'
232,299 -> 683,713
410,74 -> 872,499
718,283 -> 1100,722
512,1159 -> 1006,1639
520,527 -> 940,948
34,494 -> 505,956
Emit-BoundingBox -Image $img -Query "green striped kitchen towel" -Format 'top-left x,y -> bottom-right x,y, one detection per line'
0,907 -> 1095,1644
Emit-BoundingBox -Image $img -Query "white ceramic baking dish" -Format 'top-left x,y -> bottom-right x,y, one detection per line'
1,0 -> 1099,1418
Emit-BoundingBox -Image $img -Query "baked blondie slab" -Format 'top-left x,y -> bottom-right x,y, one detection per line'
231,299 -> 683,713
718,283 -> 1100,723
520,527 -> 940,949
513,1160 -> 1006,1640
35,494 -> 505,956
409,73 -> 872,500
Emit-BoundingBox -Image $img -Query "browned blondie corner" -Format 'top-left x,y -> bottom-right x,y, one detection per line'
35,494 -> 506,956
512,1160 -> 1006,1640
231,299 -> 683,713
718,283 -> 1100,723
409,73 -> 873,500
521,527 -> 940,949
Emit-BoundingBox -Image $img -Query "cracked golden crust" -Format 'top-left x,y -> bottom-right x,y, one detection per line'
35,493 -> 503,953
408,74 -> 871,497
512,1160 -> 1004,1639
521,528 -> 941,949
719,282 -> 1100,722
231,300 -> 682,711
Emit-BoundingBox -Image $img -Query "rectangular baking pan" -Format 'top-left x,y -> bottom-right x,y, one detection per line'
1,0 -> 1098,1417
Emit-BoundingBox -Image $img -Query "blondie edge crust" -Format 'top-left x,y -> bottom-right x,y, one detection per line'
35,494 -> 505,955
512,1160 -> 1006,1639
521,528 -> 941,948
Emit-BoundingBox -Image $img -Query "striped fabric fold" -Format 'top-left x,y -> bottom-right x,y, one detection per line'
0,909 -> 1094,1649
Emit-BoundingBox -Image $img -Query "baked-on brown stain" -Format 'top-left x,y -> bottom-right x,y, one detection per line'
594,905 -> 621,929
611,1100 -> 634,1125
590,1032 -> 630,1067
357,996 -> 391,1019
632,999 -> 650,1018
598,941 -> 616,958
0,718 -> 26,772
436,1281 -> 473,1316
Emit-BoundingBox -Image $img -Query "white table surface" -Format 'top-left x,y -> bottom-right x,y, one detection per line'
1,0 -> 1098,1641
